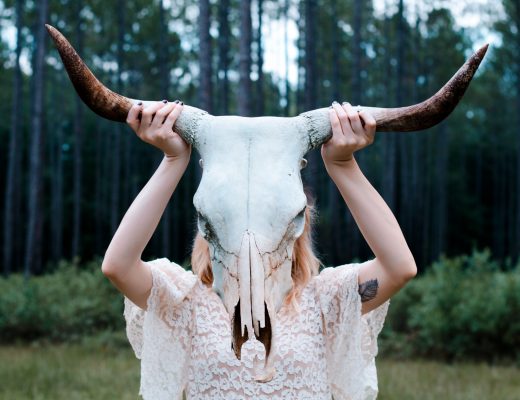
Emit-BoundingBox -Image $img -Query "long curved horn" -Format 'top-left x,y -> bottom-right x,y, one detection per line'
300,44 -> 489,149
45,24 -> 208,145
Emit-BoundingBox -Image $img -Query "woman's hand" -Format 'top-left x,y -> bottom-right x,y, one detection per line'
126,100 -> 191,161
321,101 -> 376,167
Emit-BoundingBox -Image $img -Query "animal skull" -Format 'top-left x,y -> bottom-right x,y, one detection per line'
193,115 -> 309,363
46,24 -> 488,375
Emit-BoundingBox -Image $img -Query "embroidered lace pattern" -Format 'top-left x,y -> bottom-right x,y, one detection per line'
123,258 -> 390,400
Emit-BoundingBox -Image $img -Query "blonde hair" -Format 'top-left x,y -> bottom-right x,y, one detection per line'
190,191 -> 321,306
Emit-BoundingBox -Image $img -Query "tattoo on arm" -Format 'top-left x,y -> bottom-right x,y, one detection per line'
358,279 -> 379,302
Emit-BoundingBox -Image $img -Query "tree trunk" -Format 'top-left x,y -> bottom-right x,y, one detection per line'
160,0 -> 173,258
432,123 -> 448,259
110,0 -> 124,234
3,0 -> 23,276
72,0 -> 84,260
284,0 -> 290,116
296,0 -> 308,113
509,153 -> 516,257
328,0 -> 341,262
422,133 -> 433,266
256,0 -> 264,116
303,0 -> 318,189
217,0 -> 230,115
351,0 -> 362,104
410,9 -> 422,264
238,0 -> 252,116
24,0 -> 49,277
492,145 -> 505,258
50,76 -> 64,264
515,0 -> 520,262
95,125 -> 104,256
350,0 -> 363,257
199,0 -> 213,113
396,0 -> 411,237
381,0 -> 396,210
304,0 -> 317,111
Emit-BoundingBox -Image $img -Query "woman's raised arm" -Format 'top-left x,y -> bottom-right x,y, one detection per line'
101,100 -> 190,310
322,102 -> 417,315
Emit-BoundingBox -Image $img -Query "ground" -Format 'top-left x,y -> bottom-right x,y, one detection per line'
0,340 -> 519,399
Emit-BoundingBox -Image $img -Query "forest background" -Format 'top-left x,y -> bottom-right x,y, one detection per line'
1,1 -> 520,397
2,0 -> 519,276
3,0 -> 520,362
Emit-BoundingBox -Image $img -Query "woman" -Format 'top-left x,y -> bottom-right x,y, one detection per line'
101,99 -> 417,399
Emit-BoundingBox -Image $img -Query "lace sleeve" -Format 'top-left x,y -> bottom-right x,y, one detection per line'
316,261 -> 390,400
122,258 -> 199,399
123,257 -> 198,358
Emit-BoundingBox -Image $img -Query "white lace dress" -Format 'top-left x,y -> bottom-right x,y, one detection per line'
123,258 -> 390,400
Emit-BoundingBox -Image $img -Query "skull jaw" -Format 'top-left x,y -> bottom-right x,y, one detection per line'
229,255 -> 293,369
209,236 -> 294,377
232,301 -> 272,360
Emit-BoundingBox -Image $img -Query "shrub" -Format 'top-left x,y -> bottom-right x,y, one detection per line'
0,259 -> 123,343
2,250 -> 519,364
380,249 -> 520,363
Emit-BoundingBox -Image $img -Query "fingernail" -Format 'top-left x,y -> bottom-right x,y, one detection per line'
346,102 -> 351,106
342,101 -> 347,105
174,99 -> 180,104
162,99 -> 168,103
137,101 -> 143,106
332,101 -> 339,105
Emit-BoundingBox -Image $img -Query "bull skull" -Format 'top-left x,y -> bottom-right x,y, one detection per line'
46,24 -> 488,376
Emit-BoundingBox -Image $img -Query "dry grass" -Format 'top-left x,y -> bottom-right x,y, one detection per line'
0,341 -> 139,400
0,341 -> 519,399
378,358 -> 520,400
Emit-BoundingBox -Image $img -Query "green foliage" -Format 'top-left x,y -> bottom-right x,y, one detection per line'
0,260 -> 123,343
381,250 -> 520,363
2,250 -> 519,367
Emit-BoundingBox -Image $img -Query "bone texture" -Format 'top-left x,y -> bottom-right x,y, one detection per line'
194,116 -> 305,361
238,232 -> 253,338
250,234 -> 266,336
299,44 -> 489,149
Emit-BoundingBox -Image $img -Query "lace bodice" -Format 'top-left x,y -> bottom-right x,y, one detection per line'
123,258 -> 390,400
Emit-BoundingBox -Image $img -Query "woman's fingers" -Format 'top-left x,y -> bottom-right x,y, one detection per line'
359,110 -> 376,144
141,101 -> 166,127
332,102 -> 352,136
162,101 -> 184,132
151,101 -> 176,128
126,102 -> 142,132
343,102 -> 364,134
328,107 -> 343,144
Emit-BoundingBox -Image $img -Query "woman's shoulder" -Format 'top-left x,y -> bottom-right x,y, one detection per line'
146,257 -> 205,304
309,262 -> 362,294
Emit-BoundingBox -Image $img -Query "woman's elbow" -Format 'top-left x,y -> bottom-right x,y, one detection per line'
101,254 -> 126,277
101,260 -> 119,277
399,259 -> 417,285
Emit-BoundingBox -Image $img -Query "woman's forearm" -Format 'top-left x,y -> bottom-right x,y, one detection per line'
102,154 -> 189,271
325,157 -> 416,279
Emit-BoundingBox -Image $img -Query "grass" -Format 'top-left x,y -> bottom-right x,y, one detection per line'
0,336 -> 140,400
378,358 -> 520,400
0,339 -> 519,399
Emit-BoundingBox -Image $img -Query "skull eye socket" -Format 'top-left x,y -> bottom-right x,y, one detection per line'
197,211 -> 216,240
292,206 -> 306,237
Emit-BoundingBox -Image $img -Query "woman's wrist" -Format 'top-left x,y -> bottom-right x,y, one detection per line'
163,152 -> 190,168
324,155 -> 358,177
